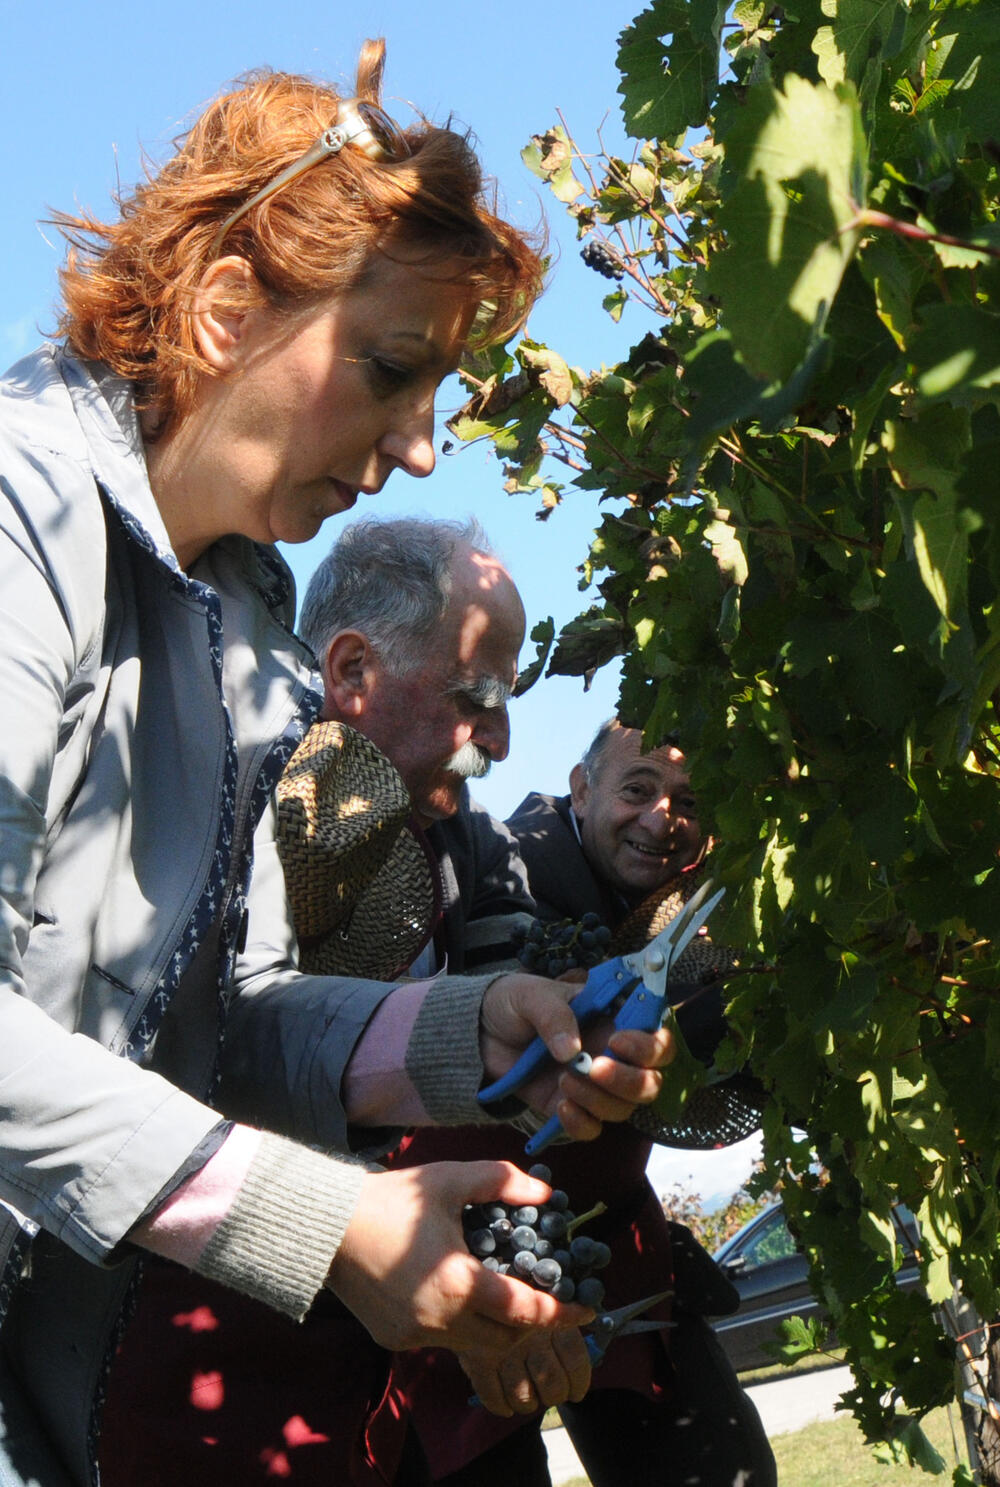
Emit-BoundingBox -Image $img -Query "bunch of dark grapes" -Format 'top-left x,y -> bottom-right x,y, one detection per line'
462,1165 -> 611,1307
511,912 -> 612,977
580,238 -> 625,281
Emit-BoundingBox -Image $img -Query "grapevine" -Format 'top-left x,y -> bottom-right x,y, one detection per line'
451,2 -> 1000,1477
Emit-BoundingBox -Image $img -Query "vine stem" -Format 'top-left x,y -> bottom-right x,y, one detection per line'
849,206 -> 1000,261
717,434 -> 883,549
566,1201 -> 608,1241
569,402 -> 674,486
555,106 -> 701,313
539,435 -> 586,474
542,421 -> 586,453
594,124 -> 700,265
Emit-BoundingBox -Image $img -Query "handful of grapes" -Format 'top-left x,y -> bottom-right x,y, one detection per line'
511,913 -> 612,978
462,1164 -> 611,1308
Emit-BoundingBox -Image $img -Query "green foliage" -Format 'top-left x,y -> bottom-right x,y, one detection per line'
774,1409 -> 975,1485
453,0 -> 1000,1471
710,72 -> 867,380
771,1312 -> 831,1364
617,0 -> 727,137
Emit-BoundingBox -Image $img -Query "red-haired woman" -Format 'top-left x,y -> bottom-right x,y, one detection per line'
0,43 -> 675,1487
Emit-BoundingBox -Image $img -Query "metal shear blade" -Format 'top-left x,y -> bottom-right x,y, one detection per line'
587,1287 -> 674,1361
619,878 -> 726,1003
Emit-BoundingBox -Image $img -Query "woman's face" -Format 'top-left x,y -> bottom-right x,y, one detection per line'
164,250 -> 477,555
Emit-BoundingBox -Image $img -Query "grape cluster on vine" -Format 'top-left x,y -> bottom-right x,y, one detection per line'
462,1165 -> 611,1306
580,238 -> 625,280
511,911 -> 612,977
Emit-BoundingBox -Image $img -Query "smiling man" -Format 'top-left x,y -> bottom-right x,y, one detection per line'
507,719 -> 704,926
493,722 -> 775,1487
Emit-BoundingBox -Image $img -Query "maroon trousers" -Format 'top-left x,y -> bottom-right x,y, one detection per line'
100,1260 -> 413,1486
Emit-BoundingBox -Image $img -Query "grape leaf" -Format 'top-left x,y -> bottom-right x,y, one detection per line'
929,8 -> 1000,149
709,75 -> 867,381
912,305 -> 1000,402
768,1313 -> 830,1362
519,344 -> 576,408
513,618 -> 555,698
884,407 -> 975,631
521,128 -> 584,204
872,1417 -> 946,1472
812,0 -> 900,91
617,0 -> 727,139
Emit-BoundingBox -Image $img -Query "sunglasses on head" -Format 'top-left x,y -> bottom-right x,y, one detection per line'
209,98 -> 411,258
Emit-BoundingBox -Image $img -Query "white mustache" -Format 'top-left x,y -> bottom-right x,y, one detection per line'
447,741 -> 492,780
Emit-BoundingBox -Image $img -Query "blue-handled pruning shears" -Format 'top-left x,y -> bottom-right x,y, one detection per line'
586,1288 -> 675,1365
478,878 -> 726,1155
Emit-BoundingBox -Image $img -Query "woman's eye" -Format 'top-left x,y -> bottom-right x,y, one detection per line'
367,357 -> 414,394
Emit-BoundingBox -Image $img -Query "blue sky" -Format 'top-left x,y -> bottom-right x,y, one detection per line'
3,0 -> 759,1201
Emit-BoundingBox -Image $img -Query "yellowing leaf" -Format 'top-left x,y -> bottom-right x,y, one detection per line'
520,345 -> 576,408
521,129 -> 584,205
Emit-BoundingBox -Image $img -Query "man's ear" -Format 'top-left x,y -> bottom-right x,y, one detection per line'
189,256 -> 263,372
569,762 -> 590,819
320,631 -> 378,721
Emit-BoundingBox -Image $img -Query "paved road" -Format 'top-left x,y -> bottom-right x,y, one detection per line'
747,1362 -> 853,1438
542,1365 -> 854,1484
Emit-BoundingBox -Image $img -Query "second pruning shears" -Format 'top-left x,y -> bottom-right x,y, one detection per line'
468,1288 -> 675,1409
477,878 -> 726,1155
585,1288 -> 675,1365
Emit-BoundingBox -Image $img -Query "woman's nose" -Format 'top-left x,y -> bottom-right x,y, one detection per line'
379,399 -> 436,478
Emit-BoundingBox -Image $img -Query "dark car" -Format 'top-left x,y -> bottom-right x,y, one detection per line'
709,1200 -> 921,1374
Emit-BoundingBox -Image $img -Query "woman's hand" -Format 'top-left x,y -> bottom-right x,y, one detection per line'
325,1160 -> 592,1355
458,1324 -> 592,1417
479,973 -> 675,1140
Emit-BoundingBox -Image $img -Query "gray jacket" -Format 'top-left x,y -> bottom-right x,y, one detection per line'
0,348 -> 490,1485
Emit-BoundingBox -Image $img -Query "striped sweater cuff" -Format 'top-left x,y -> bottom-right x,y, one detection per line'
195,1131 -> 378,1321
405,971 -> 508,1125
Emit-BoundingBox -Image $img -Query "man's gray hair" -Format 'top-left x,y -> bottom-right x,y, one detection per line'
579,718 -> 621,784
579,718 -> 682,782
299,516 -> 494,676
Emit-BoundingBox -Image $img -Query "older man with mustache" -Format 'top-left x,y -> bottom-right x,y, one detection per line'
299,515 -> 536,977
302,515 -> 522,832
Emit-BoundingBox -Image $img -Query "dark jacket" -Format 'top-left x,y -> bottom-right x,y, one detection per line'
505,791 -> 627,927
426,789 -> 535,971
